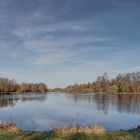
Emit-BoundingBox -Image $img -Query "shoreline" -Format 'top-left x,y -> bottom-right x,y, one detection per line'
1,91 -> 140,95
0,121 -> 140,140
0,91 -> 47,94
50,91 -> 140,95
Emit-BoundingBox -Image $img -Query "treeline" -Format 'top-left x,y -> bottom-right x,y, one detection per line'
0,77 -> 47,94
64,72 -> 140,94
48,88 -> 63,92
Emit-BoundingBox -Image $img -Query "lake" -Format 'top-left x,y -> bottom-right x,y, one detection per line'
0,92 -> 140,131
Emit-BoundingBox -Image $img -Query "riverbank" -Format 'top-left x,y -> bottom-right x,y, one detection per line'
0,122 -> 140,140
0,77 -> 47,94
64,72 -> 140,94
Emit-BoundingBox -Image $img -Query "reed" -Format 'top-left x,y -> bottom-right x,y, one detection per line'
0,120 -> 20,134
52,124 -> 106,137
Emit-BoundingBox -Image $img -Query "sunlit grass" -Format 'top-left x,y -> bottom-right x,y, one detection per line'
0,121 -> 139,140
52,124 -> 106,137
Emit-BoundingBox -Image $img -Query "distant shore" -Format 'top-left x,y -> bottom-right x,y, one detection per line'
1,71 -> 140,95
48,91 -> 140,95
63,72 -> 140,94
0,77 -> 47,94
0,91 -> 47,94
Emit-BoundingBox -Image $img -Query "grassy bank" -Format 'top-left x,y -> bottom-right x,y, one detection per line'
0,122 -> 140,140
0,130 -> 137,140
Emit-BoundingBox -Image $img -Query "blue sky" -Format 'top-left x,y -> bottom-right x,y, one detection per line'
0,0 -> 140,88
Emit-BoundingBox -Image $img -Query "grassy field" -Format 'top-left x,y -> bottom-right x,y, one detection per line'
0,122 -> 140,140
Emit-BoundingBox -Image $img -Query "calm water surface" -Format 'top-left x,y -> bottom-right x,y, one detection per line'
0,92 -> 140,131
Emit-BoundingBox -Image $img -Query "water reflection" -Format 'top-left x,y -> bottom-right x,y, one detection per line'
0,93 -> 47,108
0,93 -> 140,131
67,93 -> 140,114
1,93 -> 140,114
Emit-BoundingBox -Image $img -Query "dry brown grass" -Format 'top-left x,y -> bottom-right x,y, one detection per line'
52,124 -> 106,137
0,121 -> 21,134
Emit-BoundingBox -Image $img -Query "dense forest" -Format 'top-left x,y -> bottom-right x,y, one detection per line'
0,77 -> 47,94
64,72 -> 140,94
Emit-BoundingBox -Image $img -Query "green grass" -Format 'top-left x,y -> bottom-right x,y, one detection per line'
0,129 -> 139,140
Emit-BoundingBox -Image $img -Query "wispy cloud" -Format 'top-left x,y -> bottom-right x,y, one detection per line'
21,35 -> 114,65
8,15 -> 115,65
98,0 -> 139,7
0,0 -> 139,87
